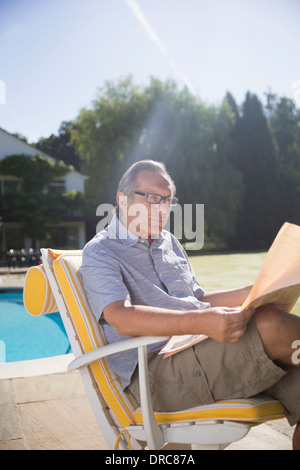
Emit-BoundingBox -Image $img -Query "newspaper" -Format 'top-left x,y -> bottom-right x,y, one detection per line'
241,222 -> 300,312
159,222 -> 300,358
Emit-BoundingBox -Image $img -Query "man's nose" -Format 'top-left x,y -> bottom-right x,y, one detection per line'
152,201 -> 170,213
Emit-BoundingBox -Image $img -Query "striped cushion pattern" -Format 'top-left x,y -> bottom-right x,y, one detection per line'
24,264 -> 58,316
134,395 -> 285,425
52,253 -> 136,428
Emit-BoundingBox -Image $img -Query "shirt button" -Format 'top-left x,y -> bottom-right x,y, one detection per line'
192,370 -> 201,377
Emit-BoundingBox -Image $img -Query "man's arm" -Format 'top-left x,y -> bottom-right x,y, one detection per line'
200,285 -> 252,308
103,300 -> 254,344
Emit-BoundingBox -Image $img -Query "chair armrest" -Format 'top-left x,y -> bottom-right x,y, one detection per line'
67,336 -> 168,372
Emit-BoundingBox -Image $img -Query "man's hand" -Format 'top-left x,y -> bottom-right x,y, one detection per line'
201,306 -> 255,343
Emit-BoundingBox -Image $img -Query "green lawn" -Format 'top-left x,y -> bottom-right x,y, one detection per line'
189,252 -> 300,317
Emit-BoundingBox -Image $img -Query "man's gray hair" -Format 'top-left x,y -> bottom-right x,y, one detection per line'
117,160 -> 176,196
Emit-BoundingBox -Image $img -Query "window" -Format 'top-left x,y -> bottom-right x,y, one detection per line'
47,180 -> 66,193
0,178 -> 19,195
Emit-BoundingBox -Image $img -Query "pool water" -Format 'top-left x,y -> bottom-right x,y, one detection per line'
0,288 -> 72,363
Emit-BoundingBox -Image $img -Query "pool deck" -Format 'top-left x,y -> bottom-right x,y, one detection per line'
0,355 -> 108,450
0,271 -> 296,450
0,354 -> 295,451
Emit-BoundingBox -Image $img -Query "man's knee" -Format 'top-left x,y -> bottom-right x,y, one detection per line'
254,305 -> 300,364
254,305 -> 285,334
253,305 -> 287,355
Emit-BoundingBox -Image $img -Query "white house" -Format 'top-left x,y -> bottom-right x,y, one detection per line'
0,127 -> 89,257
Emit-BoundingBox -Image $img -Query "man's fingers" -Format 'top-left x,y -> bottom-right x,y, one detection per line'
233,327 -> 246,339
208,306 -> 255,343
228,308 -> 255,342
241,306 -> 255,318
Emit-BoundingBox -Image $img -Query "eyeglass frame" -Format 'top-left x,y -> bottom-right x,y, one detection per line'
132,191 -> 178,206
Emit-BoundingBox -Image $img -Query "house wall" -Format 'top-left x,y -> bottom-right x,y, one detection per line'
65,171 -> 86,193
0,128 -> 88,191
0,128 -> 88,257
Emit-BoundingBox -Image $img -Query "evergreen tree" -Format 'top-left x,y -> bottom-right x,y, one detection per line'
268,97 -> 300,226
231,92 -> 279,248
210,95 -> 244,241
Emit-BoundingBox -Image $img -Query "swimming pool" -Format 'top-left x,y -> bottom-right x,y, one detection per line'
0,287 -> 71,363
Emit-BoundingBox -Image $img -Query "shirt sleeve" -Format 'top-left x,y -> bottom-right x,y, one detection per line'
79,247 -> 131,323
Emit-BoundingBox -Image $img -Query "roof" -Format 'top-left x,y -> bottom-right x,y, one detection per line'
0,127 -> 89,181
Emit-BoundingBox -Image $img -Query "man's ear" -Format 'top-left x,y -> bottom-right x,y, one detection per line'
117,192 -> 128,210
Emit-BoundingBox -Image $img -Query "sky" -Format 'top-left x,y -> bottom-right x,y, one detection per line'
1,0 -> 300,143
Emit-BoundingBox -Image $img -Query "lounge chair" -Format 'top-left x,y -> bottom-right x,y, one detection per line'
23,248 -> 285,450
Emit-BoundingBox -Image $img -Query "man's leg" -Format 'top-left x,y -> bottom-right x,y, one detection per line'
254,306 -> 300,367
254,306 -> 300,450
293,423 -> 300,450
128,309 -> 300,448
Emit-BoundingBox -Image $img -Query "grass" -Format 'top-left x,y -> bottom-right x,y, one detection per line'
189,251 -> 300,317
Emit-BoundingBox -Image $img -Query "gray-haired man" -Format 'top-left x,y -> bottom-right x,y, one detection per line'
80,160 -> 300,449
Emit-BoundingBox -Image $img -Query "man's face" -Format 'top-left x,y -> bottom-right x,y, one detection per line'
117,170 -> 173,240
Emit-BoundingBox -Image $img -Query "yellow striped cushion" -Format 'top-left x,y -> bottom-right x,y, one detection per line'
134,395 -> 285,425
24,265 -> 58,316
52,253 -> 136,428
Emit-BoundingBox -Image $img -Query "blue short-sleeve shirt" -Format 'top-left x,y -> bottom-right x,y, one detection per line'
79,215 -> 210,389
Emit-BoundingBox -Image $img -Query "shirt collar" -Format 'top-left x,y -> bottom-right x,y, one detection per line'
108,214 -> 139,246
108,214 -> 166,247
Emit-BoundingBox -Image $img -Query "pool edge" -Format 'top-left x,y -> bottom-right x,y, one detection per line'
0,353 -> 74,379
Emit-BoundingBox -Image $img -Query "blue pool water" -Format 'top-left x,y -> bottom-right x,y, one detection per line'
0,287 -> 71,363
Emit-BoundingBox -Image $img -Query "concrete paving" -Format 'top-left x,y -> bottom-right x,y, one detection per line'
0,354 -> 295,451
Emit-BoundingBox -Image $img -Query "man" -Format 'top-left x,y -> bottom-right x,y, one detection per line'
80,160 -> 300,449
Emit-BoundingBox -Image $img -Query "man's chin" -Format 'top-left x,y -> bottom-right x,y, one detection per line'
148,223 -> 164,239
130,218 -> 166,240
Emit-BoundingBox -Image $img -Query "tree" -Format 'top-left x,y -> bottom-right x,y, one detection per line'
209,95 -> 244,241
36,121 -> 83,170
71,76 -> 149,207
230,92 -> 279,248
268,97 -> 300,226
70,77 -> 245,246
269,97 -> 300,171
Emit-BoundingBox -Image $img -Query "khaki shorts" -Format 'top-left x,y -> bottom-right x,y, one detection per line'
127,317 -> 300,426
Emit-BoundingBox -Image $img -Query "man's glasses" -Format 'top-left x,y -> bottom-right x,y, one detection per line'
133,191 -> 178,206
